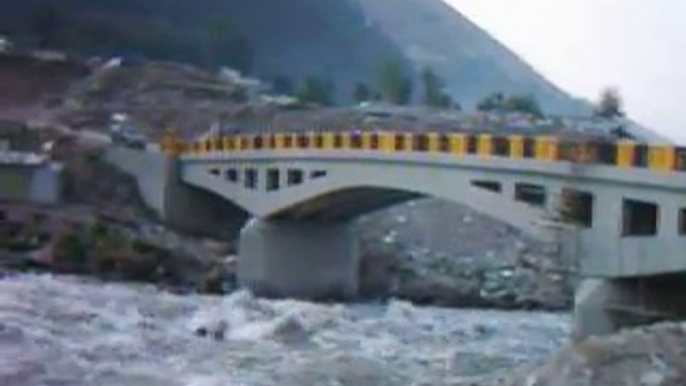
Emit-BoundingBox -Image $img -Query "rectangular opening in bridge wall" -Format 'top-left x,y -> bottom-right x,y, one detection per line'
622,199 -> 658,237
351,133 -> 362,149
245,169 -> 258,189
287,169 -> 304,186
493,136 -> 510,156
413,134 -> 429,152
560,189 -> 594,228
466,135 -> 478,154
226,168 -> 239,182
523,138 -> 535,158
334,134 -> 343,149
370,134 -> 379,150
394,134 -> 406,151
253,136 -> 264,150
266,169 -> 280,191
472,180 -> 502,193
209,168 -> 220,176
297,134 -> 309,149
315,134 -> 324,149
634,145 -> 649,167
284,136 -> 294,148
679,209 -> 686,235
515,183 -> 546,206
676,147 -> 686,171
596,142 -> 617,165
310,170 -> 327,179
439,134 -> 450,152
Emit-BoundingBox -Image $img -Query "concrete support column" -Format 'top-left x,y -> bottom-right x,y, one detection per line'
574,276 -> 686,341
237,218 -> 360,300
573,279 -> 626,340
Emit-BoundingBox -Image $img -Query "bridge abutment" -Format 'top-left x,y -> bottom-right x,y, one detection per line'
237,218 -> 360,300
574,275 -> 686,340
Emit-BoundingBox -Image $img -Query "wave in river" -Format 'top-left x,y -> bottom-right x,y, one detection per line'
0,274 -> 570,386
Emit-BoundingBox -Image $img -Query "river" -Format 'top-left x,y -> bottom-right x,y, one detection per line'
0,273 -> 569,386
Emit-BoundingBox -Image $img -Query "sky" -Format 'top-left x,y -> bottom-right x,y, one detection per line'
446,0 -> 686,144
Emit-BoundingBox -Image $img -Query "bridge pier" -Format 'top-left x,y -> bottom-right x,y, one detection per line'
237,218 -> 360,300
574,275 -> 686,340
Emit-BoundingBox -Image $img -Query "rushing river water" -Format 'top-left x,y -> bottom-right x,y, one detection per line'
0,274 -> 570,386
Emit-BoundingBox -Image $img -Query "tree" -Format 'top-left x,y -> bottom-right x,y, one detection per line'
421,67 -> 453,108
353,82 -> 372,103
477,92 -> 543,117
296,75 -> 334,106
594,87 -> 624,119
378,58 -> 413,105
507,95 -> 543,117
477,92 -> 506,112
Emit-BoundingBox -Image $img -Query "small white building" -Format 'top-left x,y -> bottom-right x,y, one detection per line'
32,49 -> 67,62
0,36 -> 12,53
218,67 -> 269,102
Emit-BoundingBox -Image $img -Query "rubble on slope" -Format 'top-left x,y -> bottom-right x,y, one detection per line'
492,322 -> 686,386
359,199 -> 574,310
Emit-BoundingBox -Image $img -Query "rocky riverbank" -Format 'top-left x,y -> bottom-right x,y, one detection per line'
0,136 -> 573,308
0,198 -> 572,311
493,322 -> 686,386
358,199 -> 574,310
0,204 -> 235,295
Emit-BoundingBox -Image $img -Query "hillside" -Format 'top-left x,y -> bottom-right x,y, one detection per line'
0,0 -> 410,103
0,0 -> 588,115
0,54 -> 89,122
352,0 -> 591,115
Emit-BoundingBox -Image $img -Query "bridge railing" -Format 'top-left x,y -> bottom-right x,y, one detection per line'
169,131 -> 686,173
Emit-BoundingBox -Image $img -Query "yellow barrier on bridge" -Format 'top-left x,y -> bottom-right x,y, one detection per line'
360,132 -> 373,150
478,134 -> 493,157
378,132 -> 394,151
274,133 -> 286,150
648,145 -> 676,171
449,134 -> 467,156
534,137 -> 558,161
509,135 -> 524,159
427,133 -> 440,153
176,131 -> 686,173
616,141 -> 636,168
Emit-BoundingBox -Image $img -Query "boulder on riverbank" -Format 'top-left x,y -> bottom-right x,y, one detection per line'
495,322 -> 686,386
0,206 -> 235,294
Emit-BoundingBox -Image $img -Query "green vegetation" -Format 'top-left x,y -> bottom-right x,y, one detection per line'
421,67 -> 453,108
271,75 -> 296,96
296,75 -> 335,106
353,82 -> 372,103
54,232 -> 89,268
0,219 -> 50,253
477,92 -> 543,117
594,87 -> 624,119
378,58 -> 413,105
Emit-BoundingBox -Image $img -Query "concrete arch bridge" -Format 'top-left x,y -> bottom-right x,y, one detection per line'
107,130 -> 686,339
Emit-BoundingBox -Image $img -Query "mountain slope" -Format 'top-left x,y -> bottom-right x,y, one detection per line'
351,0 -> 590,115
0,0 -> 588,114
0,0 -> 410,101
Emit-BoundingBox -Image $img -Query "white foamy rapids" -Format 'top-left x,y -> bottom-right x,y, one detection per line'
0,274 -> 570,386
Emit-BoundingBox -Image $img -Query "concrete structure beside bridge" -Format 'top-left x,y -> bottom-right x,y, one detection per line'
106,130 -> 686,339
0,151 -> 63,204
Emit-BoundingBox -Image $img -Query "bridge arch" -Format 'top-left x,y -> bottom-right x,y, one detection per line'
181,157 -> 554,238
